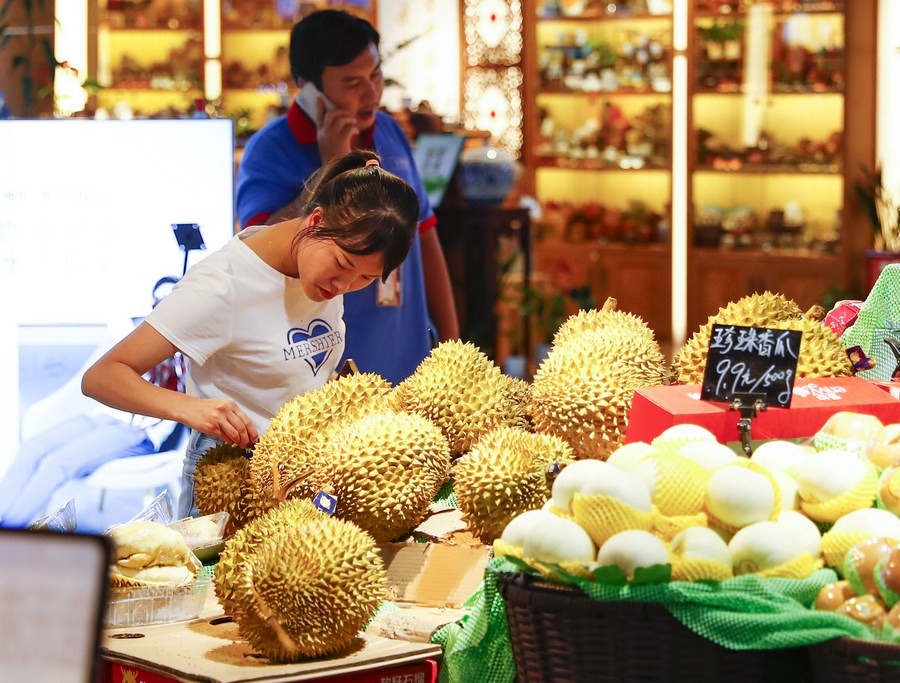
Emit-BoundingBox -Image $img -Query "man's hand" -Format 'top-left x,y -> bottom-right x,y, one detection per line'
316,99 -> 358,163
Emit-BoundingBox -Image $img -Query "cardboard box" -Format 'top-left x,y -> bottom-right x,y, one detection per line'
99,599 -> 442,683
625,376 -> 900,445
364,541 -> 491,644
98,522 -> 491,682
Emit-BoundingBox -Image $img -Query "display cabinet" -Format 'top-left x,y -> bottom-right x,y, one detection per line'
90,0 -> 375,126
686,0 -> 873,332
220,0 -> 376,133
523,2 -> 674,341
522,1 -> 876,345
94,0 -> 205,117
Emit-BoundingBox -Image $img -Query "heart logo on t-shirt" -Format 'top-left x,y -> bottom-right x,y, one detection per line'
287,319 -> 336,375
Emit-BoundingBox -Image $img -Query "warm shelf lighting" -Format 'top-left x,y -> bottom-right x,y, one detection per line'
54,0 -> 89,115
671,0 -> 688,347
203,0 -> 221,59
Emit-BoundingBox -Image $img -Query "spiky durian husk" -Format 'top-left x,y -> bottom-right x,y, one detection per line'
312,410 -> 451,543
531,319 -> 668,460
500,375 -> 533,431
226,505 -> 385,662
214,499 -> 322,618
453,426 -> 574,543
553,300 -> 657,348
671,293 -> 853,384
393,340 -> 528,456
249,373 -> 394,511
194,443 -> 259,535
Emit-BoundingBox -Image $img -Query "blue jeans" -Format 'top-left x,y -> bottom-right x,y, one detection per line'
178,430 -> 223,519
0,414 -> 154,528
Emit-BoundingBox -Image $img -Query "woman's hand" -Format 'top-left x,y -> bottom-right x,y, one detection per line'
183,398 -> 258,449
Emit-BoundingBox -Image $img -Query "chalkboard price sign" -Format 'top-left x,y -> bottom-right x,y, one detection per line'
700,324 -> 802,408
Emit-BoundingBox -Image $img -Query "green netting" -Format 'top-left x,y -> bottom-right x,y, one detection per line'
432,556 -> 874,683
842,263 -> 900,381
432,479 -> 458,510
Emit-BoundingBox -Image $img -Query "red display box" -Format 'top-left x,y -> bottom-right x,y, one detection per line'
101,658 -> 439,683
625,377 -> 900,446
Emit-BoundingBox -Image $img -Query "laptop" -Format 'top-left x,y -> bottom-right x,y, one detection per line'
0,529 -> 112,682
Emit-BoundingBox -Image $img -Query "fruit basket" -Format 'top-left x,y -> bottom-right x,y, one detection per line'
497,572 -> 814,683
808,637 -> 900,683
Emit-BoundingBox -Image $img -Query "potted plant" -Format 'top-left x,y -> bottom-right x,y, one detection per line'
698,20 -> 743,61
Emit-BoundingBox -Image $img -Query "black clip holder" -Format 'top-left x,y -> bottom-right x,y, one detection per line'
730,392 -> 768,457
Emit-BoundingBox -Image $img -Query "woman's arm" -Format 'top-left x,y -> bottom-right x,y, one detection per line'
81,323 -> 258,447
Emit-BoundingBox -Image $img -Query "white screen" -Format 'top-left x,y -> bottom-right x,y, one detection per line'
0,530 -> 111,683
0,119 -> 235,453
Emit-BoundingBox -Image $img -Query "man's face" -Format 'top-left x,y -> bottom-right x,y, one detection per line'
320,43 -> 384,132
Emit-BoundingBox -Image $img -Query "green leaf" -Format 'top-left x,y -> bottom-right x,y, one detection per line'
591,564 -> 629,585
631,563 -> 672,586
498,555 -> 538,575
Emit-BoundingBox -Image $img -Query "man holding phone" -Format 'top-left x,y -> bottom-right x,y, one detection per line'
235,9 -> 459,385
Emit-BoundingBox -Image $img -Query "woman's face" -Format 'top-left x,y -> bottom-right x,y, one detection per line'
296,213 -> 384,302
320,42 -> 384,133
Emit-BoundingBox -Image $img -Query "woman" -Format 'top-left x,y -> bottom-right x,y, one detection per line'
82,150 -> 420,517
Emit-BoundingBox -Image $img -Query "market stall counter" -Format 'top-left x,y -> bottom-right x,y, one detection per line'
98,593 -> 442,683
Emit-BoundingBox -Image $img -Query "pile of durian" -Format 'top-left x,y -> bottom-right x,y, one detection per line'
193,291 -> 858,662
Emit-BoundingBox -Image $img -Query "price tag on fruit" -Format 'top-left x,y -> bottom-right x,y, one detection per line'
700,324 -> 802,408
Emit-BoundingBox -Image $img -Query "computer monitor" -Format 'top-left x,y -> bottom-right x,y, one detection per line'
0,529 -> 112,683
413,133 -> 465,209
0,119 -> 235,449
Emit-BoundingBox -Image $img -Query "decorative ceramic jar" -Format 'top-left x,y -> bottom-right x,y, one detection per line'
457,144 -> 517,207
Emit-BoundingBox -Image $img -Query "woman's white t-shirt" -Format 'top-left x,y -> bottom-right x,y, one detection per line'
146,229 -> 345,435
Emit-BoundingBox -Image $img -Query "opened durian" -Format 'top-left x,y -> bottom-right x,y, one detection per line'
219,500 -> 385,662
308,410 -> 452,543
250,372 -> 395,511
393,341 -> 529,456
194,443 -> 258,535
672,292 -> 853,384
531,298 -> 668,460
453,426 -> 574,543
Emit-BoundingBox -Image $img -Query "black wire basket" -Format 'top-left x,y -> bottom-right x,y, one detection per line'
497,572 -> 814,683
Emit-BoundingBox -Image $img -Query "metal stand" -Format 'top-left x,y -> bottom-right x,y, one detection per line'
730,392 -> 768,456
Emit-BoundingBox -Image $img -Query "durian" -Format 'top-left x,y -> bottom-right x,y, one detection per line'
672,292 -> 853,384
250,372 -> 395,510
220,500 -> 385,662
393,341 -> 529,456
194,443 -> 259,535
530,298 -> 668,459
214,498 -> 322,618
309,410 -> 452,543
452,426 -> 574,543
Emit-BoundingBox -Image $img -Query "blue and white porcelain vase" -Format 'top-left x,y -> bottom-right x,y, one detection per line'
457,144 -> 517,207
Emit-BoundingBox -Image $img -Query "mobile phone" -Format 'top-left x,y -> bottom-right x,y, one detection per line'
297,81 -> 335,124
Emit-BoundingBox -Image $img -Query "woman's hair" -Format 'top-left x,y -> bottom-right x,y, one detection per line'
293,150 -> 420,280
289,10 -> 380,87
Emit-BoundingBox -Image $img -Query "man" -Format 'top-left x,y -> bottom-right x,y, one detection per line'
235,9 -> 458,385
